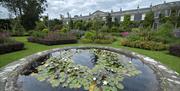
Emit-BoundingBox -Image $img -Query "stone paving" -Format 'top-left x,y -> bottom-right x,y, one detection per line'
0,46 -> 179,91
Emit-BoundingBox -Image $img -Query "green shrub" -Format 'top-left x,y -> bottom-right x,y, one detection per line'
61,27 -> 69,33
42,28 -> 49,33
35,21 -> 46,31
131,28 -> 141,32
111,26 -> 119,32
94,39 -> 112,44
121,38 -> 167,51
81,31 -> 115,44
31,31 -> 47,38
80,39 -> 93,43
12,20 -> 25,36
100,25 -> 109,32
84,31 -> 96,39
156,22 -> 173,37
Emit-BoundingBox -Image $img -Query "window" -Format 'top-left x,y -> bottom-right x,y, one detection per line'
102,17 -> 106,21
112,17 -> 115,22
165,10 -> 170,17
154,11 -> 160,18
120,16 -> 124,22
142,14 -> 146,20
130,15 -> 134,21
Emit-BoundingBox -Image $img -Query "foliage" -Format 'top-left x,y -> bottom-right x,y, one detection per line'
49,19 -> 63,31
83,31 -> 96,40
42,28 -> 49,33
11,19 -> 25,36
31,31 -> 47,38
0,32 -> 24,54
143,11 -> 154,28
0,32 -> 12,44
100,25 -> 109,32
121,39 -> 167,51
106,13 -> 112,28
61,27 -> 70,33
0,0 -> 47,30
111,26 -> 119,32
35,21 -> 47,31
52,25 -> 63,31
29,31 -> 77,45
169,44 -> 180,57
121,14 -> 132,31
0,19 -> 12,30
32,49 -> 140,90
156,21 -> 174,38
81,31 -> 115,44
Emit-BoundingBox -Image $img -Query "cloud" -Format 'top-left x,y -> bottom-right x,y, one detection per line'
0,0 -> 179,19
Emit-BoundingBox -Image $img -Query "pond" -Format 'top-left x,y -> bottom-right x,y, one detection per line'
17,48 -> 160,91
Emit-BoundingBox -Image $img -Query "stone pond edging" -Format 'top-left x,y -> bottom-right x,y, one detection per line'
0,46 -> 179,91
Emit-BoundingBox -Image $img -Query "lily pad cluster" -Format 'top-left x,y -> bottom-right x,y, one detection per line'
31,49 -> 140,91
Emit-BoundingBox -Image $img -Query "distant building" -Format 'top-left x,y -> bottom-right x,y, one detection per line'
62,1 -> 180,29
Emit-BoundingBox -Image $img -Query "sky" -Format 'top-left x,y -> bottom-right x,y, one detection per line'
0,0 -> 179,19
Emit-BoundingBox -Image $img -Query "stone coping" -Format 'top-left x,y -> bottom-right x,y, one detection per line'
0,46 -> 179,91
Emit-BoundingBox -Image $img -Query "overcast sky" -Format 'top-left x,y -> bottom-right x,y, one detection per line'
0,0 -> 179,19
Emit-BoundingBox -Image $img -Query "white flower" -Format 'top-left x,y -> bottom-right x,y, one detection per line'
74,67 -> 79,70
103,81 -> 108,85
129,61 -> 132,64
44,64 -> 49,67
67,69 -> 71,72
93,77 -> 97,81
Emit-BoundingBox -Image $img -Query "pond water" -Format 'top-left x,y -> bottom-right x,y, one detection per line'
17,49 -> 160,91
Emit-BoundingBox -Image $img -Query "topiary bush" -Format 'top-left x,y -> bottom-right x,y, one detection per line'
169,44 -> 180,57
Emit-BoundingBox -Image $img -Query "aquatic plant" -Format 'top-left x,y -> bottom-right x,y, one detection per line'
31,49 -> 140,91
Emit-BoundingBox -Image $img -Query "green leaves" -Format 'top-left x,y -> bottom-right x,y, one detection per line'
32,49 -> 140,90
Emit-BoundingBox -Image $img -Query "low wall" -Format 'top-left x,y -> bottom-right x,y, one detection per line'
0,46 -> 179,91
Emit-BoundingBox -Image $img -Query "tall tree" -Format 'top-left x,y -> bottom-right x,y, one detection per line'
1,0 -> 47,30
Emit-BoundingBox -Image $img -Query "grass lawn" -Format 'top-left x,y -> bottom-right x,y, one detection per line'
0,37 -> 180,73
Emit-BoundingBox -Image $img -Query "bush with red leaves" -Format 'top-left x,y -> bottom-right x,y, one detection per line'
169,44 -> 180,57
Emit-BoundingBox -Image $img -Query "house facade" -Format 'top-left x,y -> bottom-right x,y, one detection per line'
62,1 -> 180,28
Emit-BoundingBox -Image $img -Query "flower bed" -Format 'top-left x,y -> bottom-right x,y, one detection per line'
0,32 -> 24,54
80,31 -> 115,44
28,31 -> 77,45
121,39 -> 167,51
169,44 -> 180,57
0,42 -> 24,54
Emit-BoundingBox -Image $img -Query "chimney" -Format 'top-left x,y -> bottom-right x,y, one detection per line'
111,9 -> 113,13
120,8 -> 122,12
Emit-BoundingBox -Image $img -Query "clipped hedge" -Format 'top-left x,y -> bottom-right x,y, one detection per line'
28,31 -> 77,45
0,42 -> 24,54
169,44 -> 180,57
121,39 -> 167,51
28,37 -> 77,46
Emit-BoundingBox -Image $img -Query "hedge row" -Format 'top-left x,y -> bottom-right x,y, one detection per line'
121,39 -> 167,51
28,37 -> 77,46
0,42 -> 24,54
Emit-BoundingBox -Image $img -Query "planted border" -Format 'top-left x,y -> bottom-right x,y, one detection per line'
0,42 -> 24,54
28,37 -> 77,46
